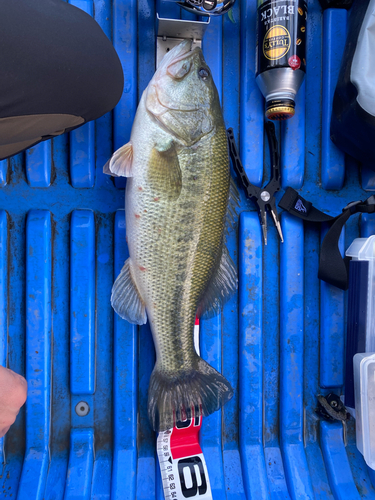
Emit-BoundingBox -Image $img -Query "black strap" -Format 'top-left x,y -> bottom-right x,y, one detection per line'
279,187 -> 375,290
279,187 -> 335,223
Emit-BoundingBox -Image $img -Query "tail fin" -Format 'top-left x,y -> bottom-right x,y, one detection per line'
148,357 -> 233,432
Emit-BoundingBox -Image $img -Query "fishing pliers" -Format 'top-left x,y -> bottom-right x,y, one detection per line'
227,122 -> 284,245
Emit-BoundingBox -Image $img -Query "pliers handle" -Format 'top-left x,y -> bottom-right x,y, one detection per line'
227,123 -> 284,245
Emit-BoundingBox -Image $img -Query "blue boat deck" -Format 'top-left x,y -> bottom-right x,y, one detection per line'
1,0 -> 375,498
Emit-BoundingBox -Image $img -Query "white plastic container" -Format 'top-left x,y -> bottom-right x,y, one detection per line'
354,352 -> 375,469
346,236 -> 375,352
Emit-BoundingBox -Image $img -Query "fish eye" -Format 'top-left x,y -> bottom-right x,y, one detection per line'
198,67 -> 210,81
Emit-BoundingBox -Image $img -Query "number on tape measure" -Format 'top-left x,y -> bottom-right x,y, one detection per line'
157,408 -> 212,500
178,456 -> 207,497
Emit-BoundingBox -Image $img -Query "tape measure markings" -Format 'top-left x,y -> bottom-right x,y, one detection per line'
157,407 -> 212,500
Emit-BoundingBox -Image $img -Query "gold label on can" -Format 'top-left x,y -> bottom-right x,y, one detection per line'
263,25 -> 291,60
256,0 -> 307,77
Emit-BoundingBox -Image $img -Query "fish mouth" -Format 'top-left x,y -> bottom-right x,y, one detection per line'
148,42 -> 203,114
166,44 -> 200,72
145,40 -> 211,145
159,39 -> 194,70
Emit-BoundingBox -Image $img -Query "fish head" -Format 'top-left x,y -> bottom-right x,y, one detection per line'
146,40 -> 221,145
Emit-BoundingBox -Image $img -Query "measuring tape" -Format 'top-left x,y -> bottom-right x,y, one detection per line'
157,408 -> 212,500
157,320 -> 212,500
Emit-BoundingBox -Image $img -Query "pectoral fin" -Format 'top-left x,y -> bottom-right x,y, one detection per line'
111,258 -> 147,325
196,245 -> 237,319
104,142 -> 134,177
148,143 -> 182,201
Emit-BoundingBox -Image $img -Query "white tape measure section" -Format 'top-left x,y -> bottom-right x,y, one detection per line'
157,429 -> 212,500
194,320 -> 200,356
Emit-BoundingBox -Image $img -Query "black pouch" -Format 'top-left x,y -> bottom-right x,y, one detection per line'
330,0 -> 375,168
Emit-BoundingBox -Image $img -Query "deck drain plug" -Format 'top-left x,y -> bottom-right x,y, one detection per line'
75,401 -> 90,416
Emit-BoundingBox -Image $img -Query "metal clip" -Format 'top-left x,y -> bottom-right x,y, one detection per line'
315,393 -> 349,422
343,200 -> 362,212
156,14 -> 210,68
365,195 -> 375,210
177,0 -> 236,16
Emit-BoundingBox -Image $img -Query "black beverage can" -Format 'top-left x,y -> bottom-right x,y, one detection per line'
256,0 -> 307,120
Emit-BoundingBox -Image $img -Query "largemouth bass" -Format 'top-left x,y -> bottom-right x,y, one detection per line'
107,40 -> 238,432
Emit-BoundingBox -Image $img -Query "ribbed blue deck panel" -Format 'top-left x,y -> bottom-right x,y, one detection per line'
0,160 -> 8,187
26,143 -> 52,188
70,210 -> 95,396
0,211 -> 7,463
321,9 -> 347,191
112,210 -> 137,500
17,211 -> 52,500
1,1 -> 375,498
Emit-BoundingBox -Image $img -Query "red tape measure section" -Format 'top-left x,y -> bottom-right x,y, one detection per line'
170,411 -> 202,460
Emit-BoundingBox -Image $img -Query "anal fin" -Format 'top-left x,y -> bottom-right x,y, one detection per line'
111,258 -> 147,325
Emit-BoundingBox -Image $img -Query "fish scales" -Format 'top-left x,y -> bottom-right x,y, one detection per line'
130,127 -> 229,371
108,40 -> 237,431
